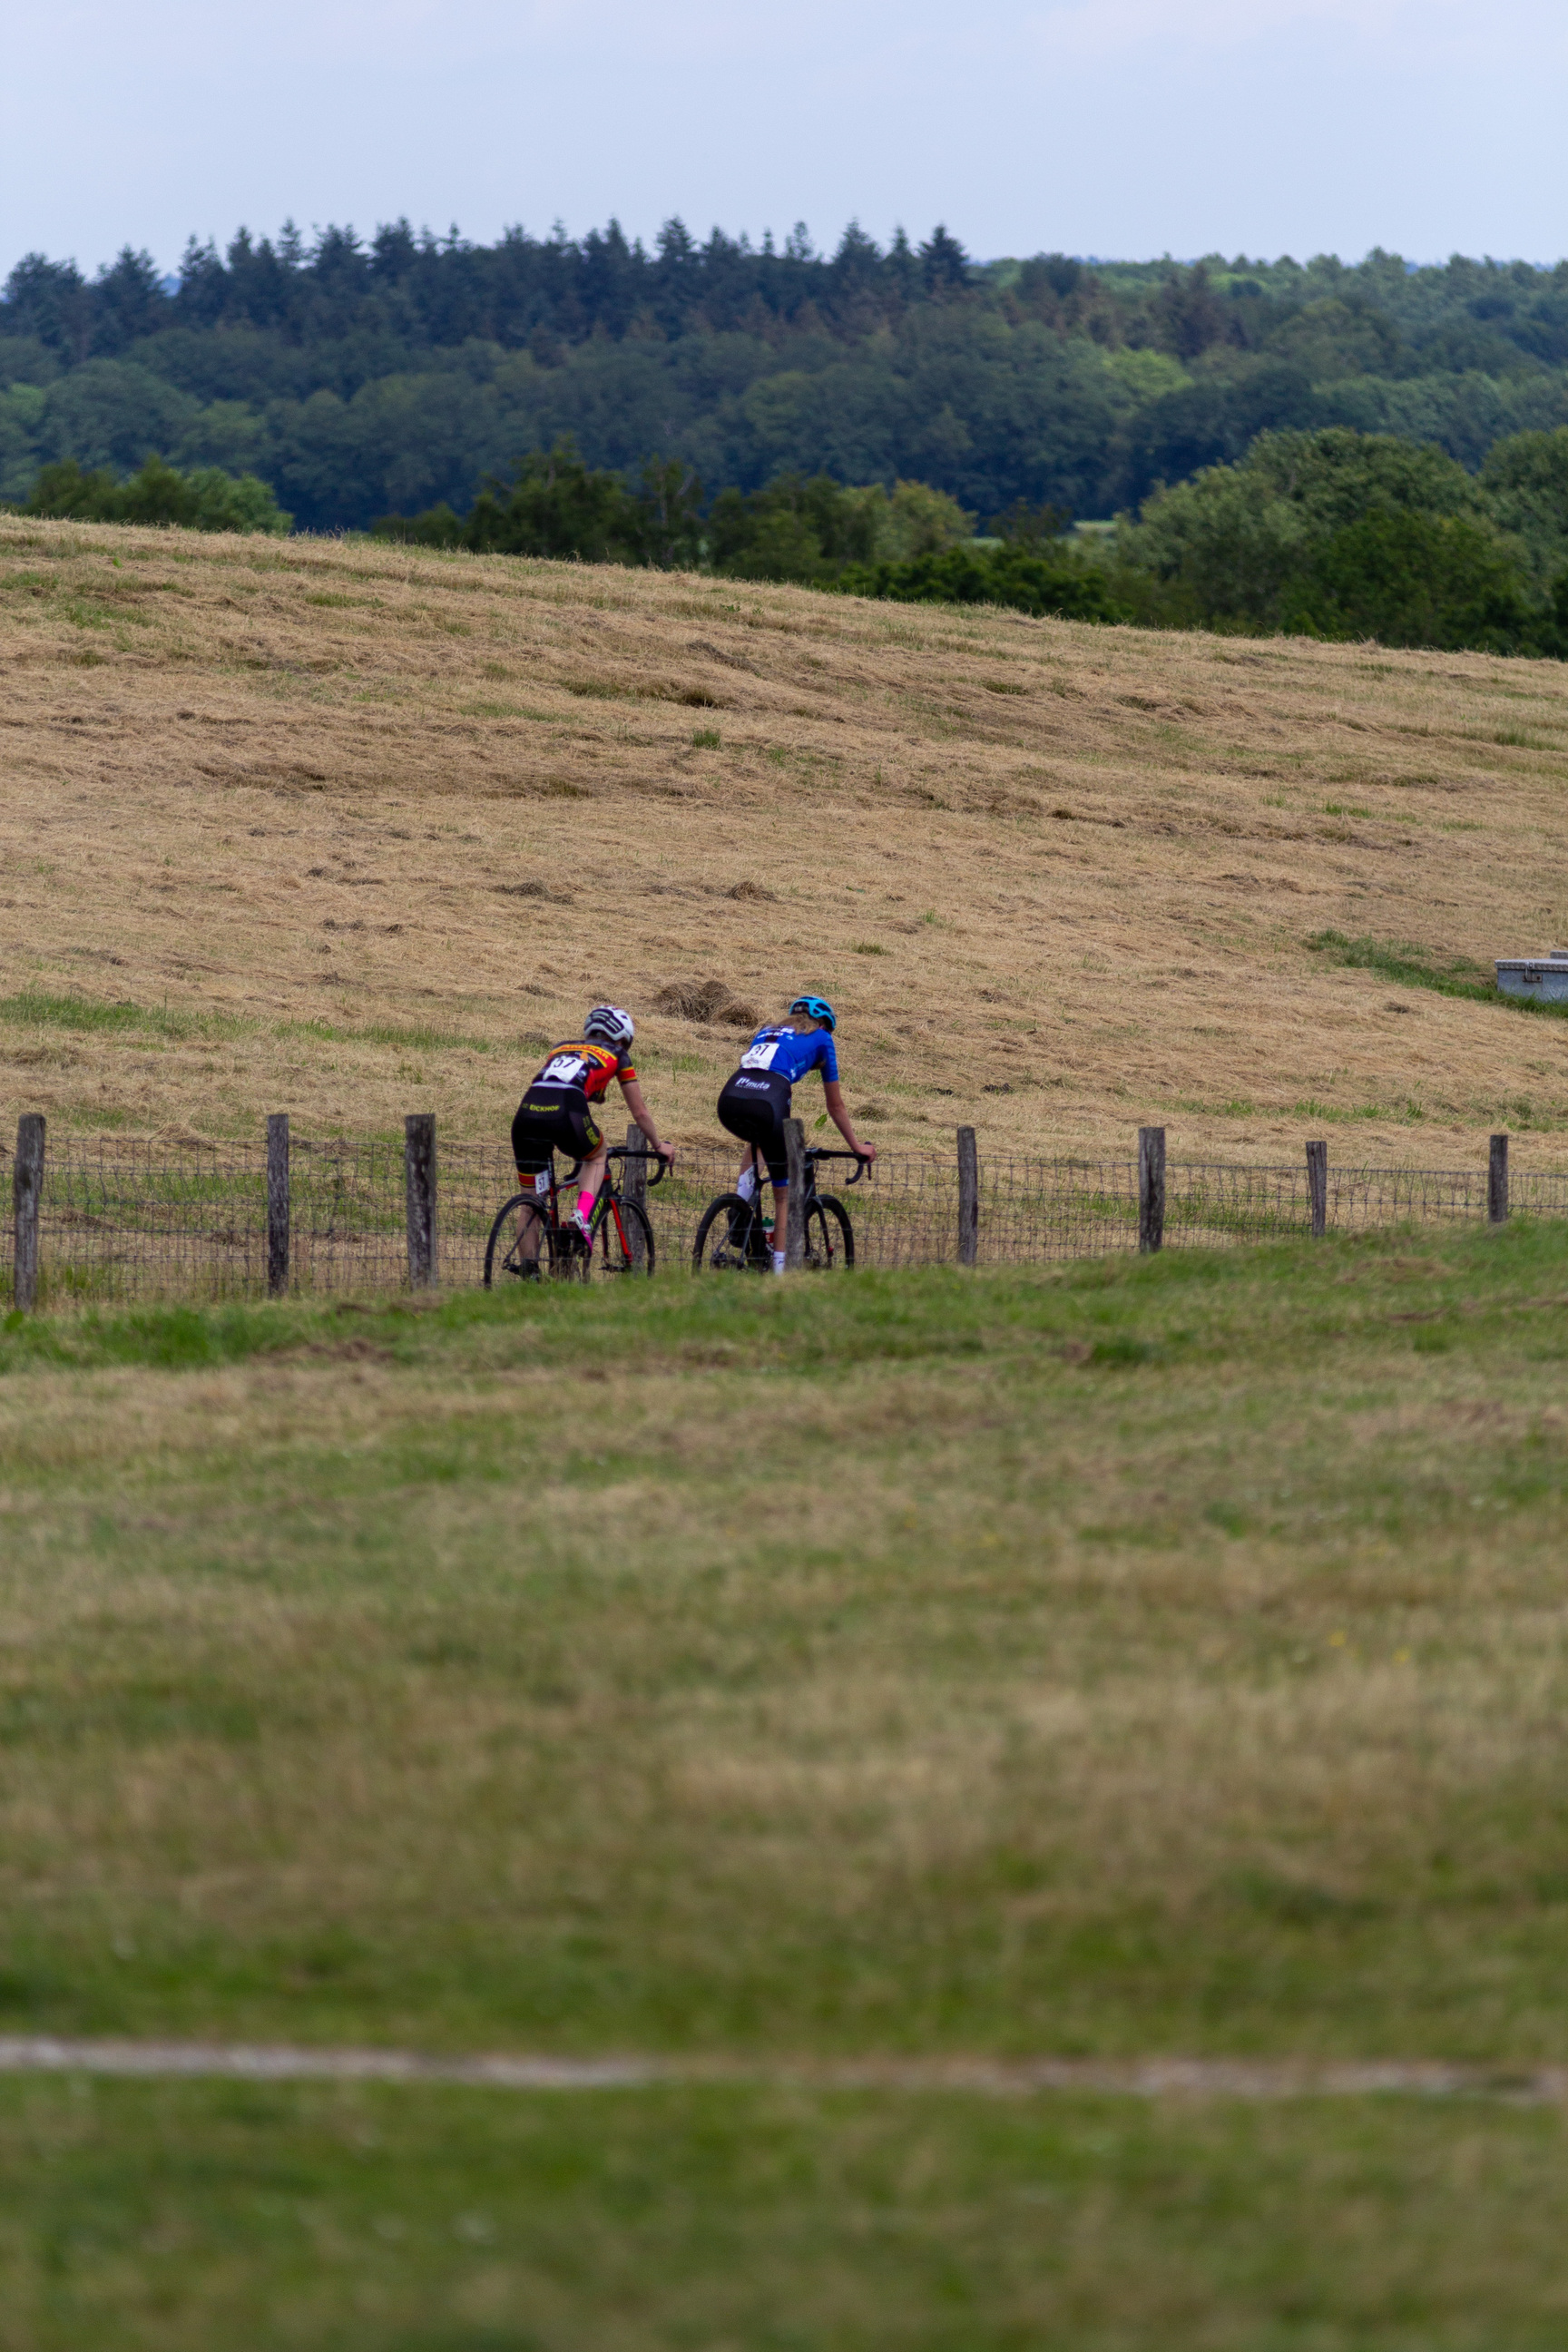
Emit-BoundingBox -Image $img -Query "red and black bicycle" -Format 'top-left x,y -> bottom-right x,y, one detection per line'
483,1143 -> 668,1286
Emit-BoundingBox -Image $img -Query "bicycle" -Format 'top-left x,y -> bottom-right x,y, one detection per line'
483,1143 -> 668,1287
691,1147 -> 868,1273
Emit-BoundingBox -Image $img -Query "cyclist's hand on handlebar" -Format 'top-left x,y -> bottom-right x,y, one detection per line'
856,1141 -> 877,1162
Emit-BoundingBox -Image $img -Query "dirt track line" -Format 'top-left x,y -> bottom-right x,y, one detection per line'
1,2039 -> 1565,2102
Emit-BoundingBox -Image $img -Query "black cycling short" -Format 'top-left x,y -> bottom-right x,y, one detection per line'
512,1086 -> 603,1176
718,1069 -> 793,1183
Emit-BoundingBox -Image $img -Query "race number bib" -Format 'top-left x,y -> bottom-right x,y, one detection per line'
740,1036 -> 783,1072
541,1052 -> 588,1086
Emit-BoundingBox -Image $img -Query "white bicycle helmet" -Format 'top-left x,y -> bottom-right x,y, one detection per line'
583,1004 -> 634,1049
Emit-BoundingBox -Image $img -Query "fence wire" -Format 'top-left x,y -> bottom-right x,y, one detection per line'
3,1131 -> 1567,1306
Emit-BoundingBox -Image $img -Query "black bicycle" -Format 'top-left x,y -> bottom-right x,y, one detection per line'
691,1147 -> 868,1273
484,1143 -> 668,1287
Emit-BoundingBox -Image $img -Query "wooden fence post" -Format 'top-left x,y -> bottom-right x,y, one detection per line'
404,1113 -> 437,1289
1306,1139 -> 1328,1238
1138,1126 -> 1165,1254
957,1126 -> 979,1267
1489,1132 -> 1509,1225
267,1113 -> 290,1298
624,1122 -> 648,1269
783,1117 -> 807,1269
12,1113 -> 44,1314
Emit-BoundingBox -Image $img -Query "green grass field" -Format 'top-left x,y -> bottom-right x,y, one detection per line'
5,2079 -> 1568,2351
4,1230 -> 1568,2344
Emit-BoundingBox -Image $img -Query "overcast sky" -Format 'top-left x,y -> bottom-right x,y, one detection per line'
5,0 -> 1564,279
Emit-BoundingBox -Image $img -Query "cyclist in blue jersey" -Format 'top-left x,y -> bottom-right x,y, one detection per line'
716,994 -> 876,1273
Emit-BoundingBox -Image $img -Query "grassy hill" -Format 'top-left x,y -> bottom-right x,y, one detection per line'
5,514 -> 1568,1166
8,526 -> 1568,2338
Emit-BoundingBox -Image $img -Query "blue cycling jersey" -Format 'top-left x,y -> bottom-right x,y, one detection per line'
738,1024 -> 839,1088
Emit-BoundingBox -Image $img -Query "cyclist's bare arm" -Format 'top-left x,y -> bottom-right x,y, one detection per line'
619,1077 -> 673,1167
823,1079 -> 875,1161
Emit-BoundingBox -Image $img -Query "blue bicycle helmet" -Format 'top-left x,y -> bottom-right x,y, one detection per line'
789,994 -> 837,1034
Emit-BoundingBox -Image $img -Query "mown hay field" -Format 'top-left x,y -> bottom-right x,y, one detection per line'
5,514 -> 1568,1162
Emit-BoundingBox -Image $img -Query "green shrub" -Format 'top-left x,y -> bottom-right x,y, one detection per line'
838,542 -> 1130,622
21,454 -> 290,534
706,472 -> 882,582
375,440 -> 702,568
1114,426 -> 1562,654
1477,426 -> 1568,593
1283,510 -> 1539,652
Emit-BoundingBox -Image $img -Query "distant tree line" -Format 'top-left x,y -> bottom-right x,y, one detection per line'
369,426 -> 1568,652
373,445 -> 1129,624
6,216 -> 1568,532
16,422 -> 1567,656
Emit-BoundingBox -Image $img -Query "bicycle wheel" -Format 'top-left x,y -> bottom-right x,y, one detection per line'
804,1194 -> 854,1270
483,1194 -> 562,1288
692,1193 -> 768,1272
588,1191 -> 655,1279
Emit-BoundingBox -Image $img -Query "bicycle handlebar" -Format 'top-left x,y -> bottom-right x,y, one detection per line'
807,1147 -> 874,1186
608,1143 -> 671,1190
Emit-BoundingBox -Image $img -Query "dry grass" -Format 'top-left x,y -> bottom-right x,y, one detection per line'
5,516 -> 1568,1160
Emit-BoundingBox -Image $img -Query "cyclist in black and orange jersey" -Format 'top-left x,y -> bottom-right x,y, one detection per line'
511,1004 -> 672,1267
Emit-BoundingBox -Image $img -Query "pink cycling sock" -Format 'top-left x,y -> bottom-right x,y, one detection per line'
576,1187 -> 597,1223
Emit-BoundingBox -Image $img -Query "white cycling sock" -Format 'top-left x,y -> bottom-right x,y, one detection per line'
737,1166 -> 757,1203
771,1250 -> 787,1276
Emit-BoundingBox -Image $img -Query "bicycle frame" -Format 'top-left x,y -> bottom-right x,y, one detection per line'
514,1142 -> 667,1258
694,1142 -> 866,1277
722,1143 -> 869,1267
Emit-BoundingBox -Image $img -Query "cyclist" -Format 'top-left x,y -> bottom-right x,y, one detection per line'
511,1005 -> 672,1269
716,994 -> 876,1274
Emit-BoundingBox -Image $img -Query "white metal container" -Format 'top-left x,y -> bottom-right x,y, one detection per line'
1496,951 -> 1568,1001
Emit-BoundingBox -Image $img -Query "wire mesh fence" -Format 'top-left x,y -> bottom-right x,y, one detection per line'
4,1124 -> 1567,1308
15,1138 -> 271,1307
